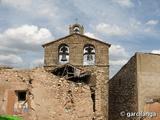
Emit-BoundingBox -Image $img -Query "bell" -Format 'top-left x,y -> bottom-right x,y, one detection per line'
61,54 -> 67,61
87,55 -> 93,61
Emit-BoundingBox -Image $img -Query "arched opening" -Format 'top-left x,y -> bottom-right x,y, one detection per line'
69,24 -> 84,34
83,44 -> 95,65
73,26 -> 80,33
58,44 -> 69,64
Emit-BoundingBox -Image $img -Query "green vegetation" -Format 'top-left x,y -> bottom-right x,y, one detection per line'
0,115 -> 22,120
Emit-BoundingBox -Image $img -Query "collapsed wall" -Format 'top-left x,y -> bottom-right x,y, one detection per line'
0,67 -> 94,120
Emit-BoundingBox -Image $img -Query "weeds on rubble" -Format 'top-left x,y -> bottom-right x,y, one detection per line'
0,115 -> 22,120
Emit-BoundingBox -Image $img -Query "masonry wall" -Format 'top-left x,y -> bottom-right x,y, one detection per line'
87,66 -> 109,120
0,68 -> 95,120
109,55 -> 138,120
43,33 -> 110,120
137,53 -> 160,119
43,34 -> 109,69
109,53 -> 160,120
0,69 -> 29,115
0,66 -> 110,120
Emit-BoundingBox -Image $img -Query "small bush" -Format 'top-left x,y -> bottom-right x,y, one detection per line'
0,115 -> 22,120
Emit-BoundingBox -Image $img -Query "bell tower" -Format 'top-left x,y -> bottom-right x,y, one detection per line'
69,23 -> 84,34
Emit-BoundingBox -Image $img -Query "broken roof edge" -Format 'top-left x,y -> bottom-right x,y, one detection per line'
52,63 -> 91,80
52,63 -> 85,71
42,33 -> 111,47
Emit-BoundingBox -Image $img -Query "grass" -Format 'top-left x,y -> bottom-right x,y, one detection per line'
0,115 -> 22,120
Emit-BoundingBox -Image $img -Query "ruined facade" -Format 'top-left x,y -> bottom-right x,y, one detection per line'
1,24 -> 160,120
42,23 -> 111,120
0,67 -> 95,120
109,53 -> 160,120
0,24 -> 110,120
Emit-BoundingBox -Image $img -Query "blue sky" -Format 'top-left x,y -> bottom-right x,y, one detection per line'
0,0 -> 160,77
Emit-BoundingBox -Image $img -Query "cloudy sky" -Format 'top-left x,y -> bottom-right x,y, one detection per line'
0,0 -> 160,77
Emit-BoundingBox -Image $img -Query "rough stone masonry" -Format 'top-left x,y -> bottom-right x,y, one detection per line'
0,24 -> 110,120
109,53 -> 160,120
0,67 -> 94,120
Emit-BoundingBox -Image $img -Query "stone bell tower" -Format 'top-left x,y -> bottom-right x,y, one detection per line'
42,23 -> 111,120
69,23 -> 84,34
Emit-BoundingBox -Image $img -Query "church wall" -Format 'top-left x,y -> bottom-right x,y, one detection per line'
109,53 -> 160,120
137,53 -> 160,116
83,66 -> 109,120
43,33 -> 110,120
43,34 -> 109,69
94,66 -> 109,120
109,55 -> 138,120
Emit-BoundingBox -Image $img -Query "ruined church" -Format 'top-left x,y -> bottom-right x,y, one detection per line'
0,23 -> 160,120
0,24 -> 110,120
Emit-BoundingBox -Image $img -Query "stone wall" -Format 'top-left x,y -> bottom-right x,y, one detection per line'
109,55 -> 138,120
0,68 -> 30,115
87,66 -> 109,120
0,65 -> 110,120
109,53 -> 160,120
43,33 -> 110,120
43,34 -> 109,68
0,67 -> 95,120
137,53 -> 160,119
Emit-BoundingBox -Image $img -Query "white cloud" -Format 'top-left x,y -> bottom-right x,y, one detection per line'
96,23 -> 128,36
151,49 -> 160,54
84,32 -> 101,40
0,25 -> 53,67
146,20 -> 159,25
110,59 -> 128,66
84,32 -> 96,38
112,0 -> 134,7
0,54 -> 23,66
109,44 -> 129,77
143,20 -> 159,34
0,25 -> 53,52
110,44 -> 129,61
129,18 -> 159,35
